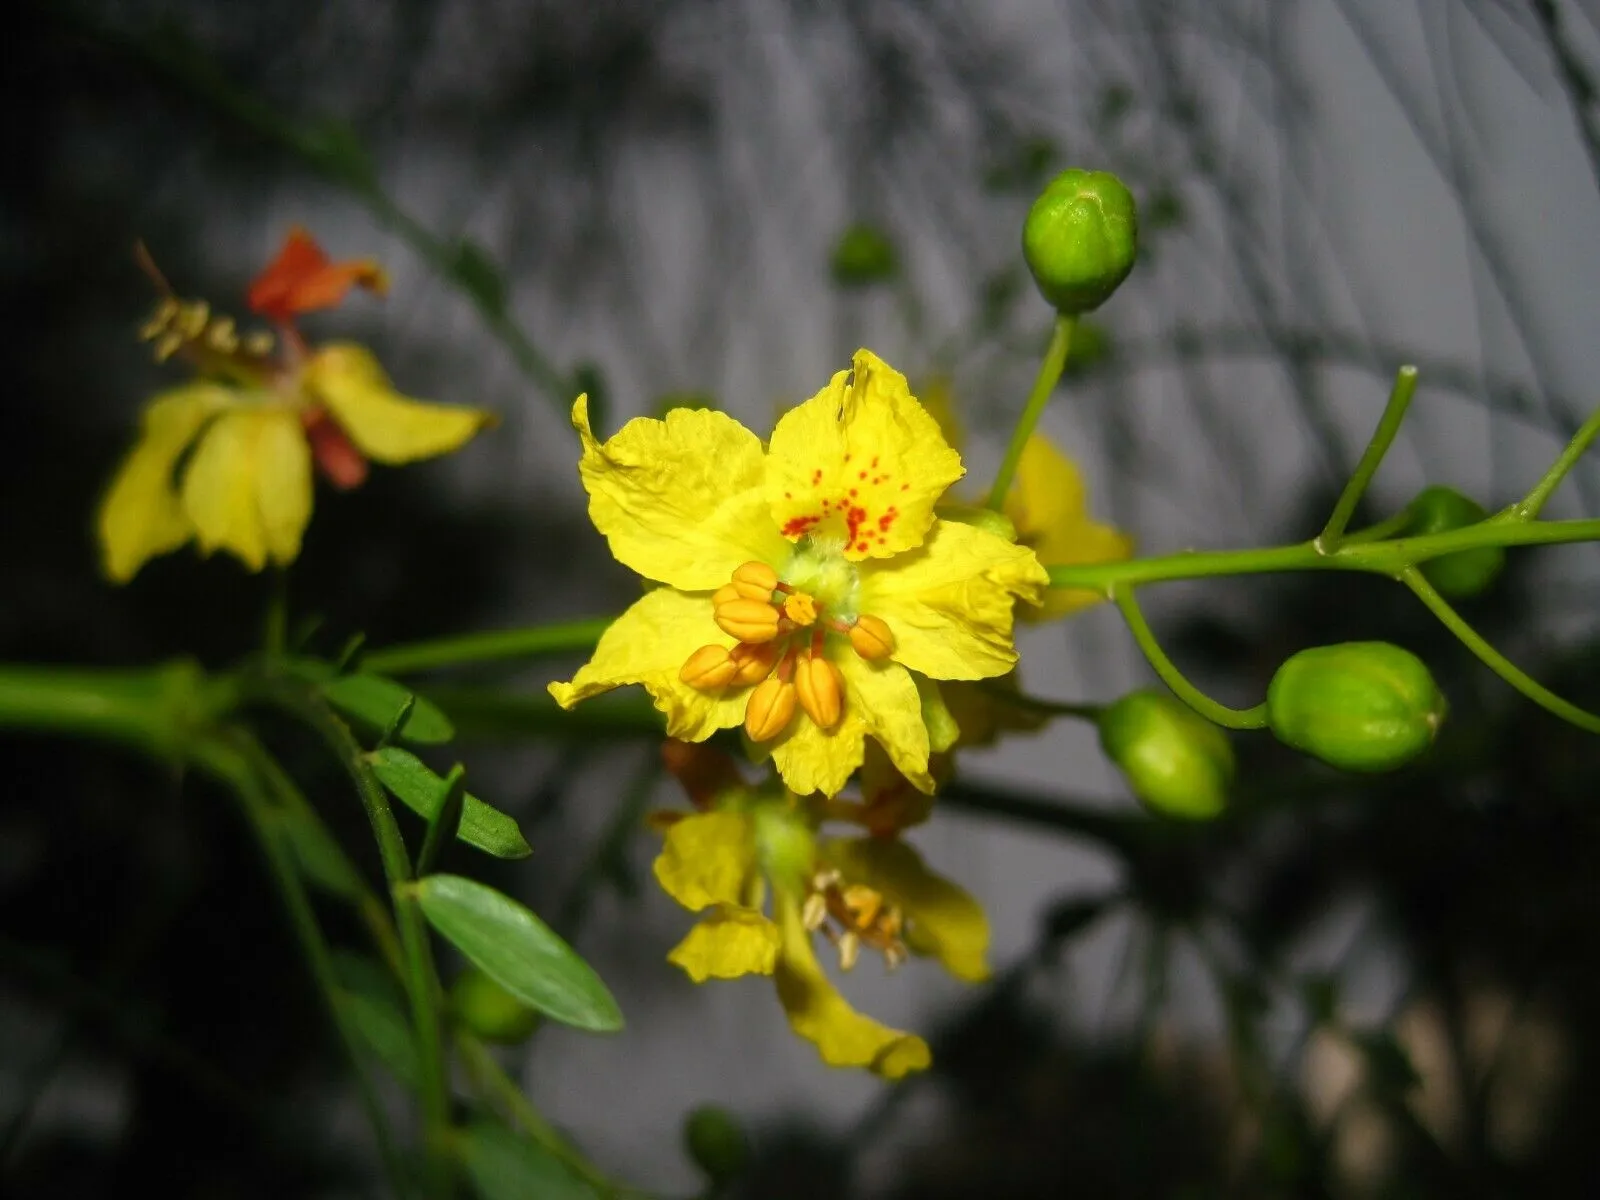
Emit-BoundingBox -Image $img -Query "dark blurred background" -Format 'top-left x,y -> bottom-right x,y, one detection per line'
4,0 -> 1600,1195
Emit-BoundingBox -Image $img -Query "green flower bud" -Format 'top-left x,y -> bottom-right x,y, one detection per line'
1022,169 -> 1138,314
450,966 -> 540,1044
1266,642 -> 1446,773
829,222 -> 898,287
1098,690 -> 1234,820
1402,485 -> 1505,599
932,502 -> 1019,543
683,1104 -> 749,1184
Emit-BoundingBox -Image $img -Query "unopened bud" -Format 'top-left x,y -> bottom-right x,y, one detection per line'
450,967 -> 540,1044
679,644 -> 737,690
714,597 -> 781,643
1097,690 -> 1233,820
731,560 -> 779,601
848,614 -> 895,660
1402,485 -> 1505,599
1022,169 -> 1138,314
744,677 -> 797,742
1267,642 -> 1447,773
795,656 -> 845,729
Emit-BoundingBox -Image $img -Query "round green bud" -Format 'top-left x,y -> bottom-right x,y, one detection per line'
683,1104 -> 749,1184
1022,169 -> 1138,314
829,222 -> 898,287
1098,690 -> 1234,820
449,967 -> 540,1044
1402,485 -> 1505,599
1266,642 -> 1447,773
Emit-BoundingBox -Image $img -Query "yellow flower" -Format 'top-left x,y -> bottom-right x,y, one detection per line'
651,787 -> 988,1079
99,232 -> 493,582
1003,434 -> 1133,620
549,350 -> 1048,798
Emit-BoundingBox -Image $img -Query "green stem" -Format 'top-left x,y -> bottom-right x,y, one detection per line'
1337,509 -> 1415,545
1318,365 -> 1419,549
1046,517 -> 1600,592
1507,405 -> 1600,520
361,618 -> 614,676
0,661 -> 220,753
1399,568 -> 1600,733
986,314 -> 1076,510
455,1033 -> 624,1197
193,733 -> 410,1195
1112,587 -> 1268,729
262,683 -> 455,1197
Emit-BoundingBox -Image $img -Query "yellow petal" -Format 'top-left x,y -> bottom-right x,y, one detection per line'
570,395 -> 790,591
857,519 -> 1048,680
823,837 -> 991,983
652,811 -> 757,912
303,343 -> 492,464
97,384 -> 234,582
766,350 -> 963,560
255,408 -> 313,565
768,650 -> 929,799
666,905 -> 781,981
1006,435 -> 1132,620
181,408 -> 270,570
772,891 -> 930,1079
547,587 -> 747,742
940,674 -> 1048,748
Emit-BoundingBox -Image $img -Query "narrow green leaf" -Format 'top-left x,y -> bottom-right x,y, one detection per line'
416,764 -> 468,877
415,875 -> 623,1033
331,952 -> 420,1090
368,748 -> 531,860
458,1120 -> 598,1200
451,240 -> 508,317
270,806 -> 364,899
320,673 -> 454,744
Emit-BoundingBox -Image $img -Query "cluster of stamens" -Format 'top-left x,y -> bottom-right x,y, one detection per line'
801,867 -> 908,972
139,296 -> 275,367
677,560 -> 897,743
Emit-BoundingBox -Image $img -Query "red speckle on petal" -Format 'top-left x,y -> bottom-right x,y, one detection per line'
858,470 -> 868,480
871,456 -> 880,468
844,453 -> 852,463
784,491 -> 792,499
856,541 -> 870,552
849,488 -> 858,497
900,483 -> 910,492
811,468 -> 823,485
782,514 -> 820,538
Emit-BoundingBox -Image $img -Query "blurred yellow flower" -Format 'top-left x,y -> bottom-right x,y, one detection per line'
1003,434 -> 1133,620
549,350 -> 1048,799
98,231 -> 493,582
650,747 -> 989,1078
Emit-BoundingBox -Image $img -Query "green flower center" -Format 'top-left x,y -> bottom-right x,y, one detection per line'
779,535 -> 860,624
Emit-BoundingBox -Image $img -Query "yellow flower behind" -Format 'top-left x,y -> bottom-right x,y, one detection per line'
550,350 -> 1048,798
1004,434 -> 1133,619
651,778 -> 989,1079
98,232 -> 494,582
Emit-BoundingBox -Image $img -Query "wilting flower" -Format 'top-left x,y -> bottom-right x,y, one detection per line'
652,742 -> 988,1078
549,350 -> 1048,798
97,229 -> 493,582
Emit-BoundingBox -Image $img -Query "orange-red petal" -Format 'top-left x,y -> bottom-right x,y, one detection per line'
248,227 -> 389,321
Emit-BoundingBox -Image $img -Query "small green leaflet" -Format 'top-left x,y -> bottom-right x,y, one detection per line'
368,747 -> 531,860
319,672 -> 455,744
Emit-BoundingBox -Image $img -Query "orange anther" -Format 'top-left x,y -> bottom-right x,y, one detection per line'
731,560 -> 779,601
729,642 -> 778,686
678,644 -> 738,690
714,597 -> 781,643
743,677 -> 797,742
848,613 -> 895,660
712,583 -> 741,607
794,655 -> 845,730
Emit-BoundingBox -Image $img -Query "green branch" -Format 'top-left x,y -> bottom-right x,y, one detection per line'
1319,366 -> 1418,549
1113,587 -> 1267,730
361,618 -> 613,676
987,314 -> 1076,509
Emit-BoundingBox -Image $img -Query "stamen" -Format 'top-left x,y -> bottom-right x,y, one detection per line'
678,644 -> 738,691
728,642 -> 779,686
743,676 -> 796,742
801,892 -> 828,931
731,561 -> 779,601
837,932 -> 861,972
712,583 -> 741,607
794,654 -> 844,730
848,613 -> 895,661
714,597 -> 781,644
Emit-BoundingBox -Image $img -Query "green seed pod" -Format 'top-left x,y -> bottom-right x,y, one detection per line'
829,222 -> 898,287
1097,690 -> 1234,820
1022,169 -> 1138,314
1267,642 -> 1446,773
1402,485 -> 1505,599
683,1104 -> 749,1184
450,966 -> 541,1044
